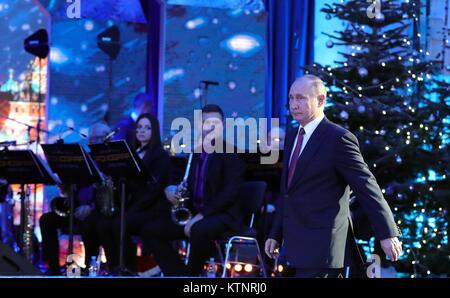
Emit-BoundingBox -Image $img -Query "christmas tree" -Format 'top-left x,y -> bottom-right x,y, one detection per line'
305,0 -> 449,276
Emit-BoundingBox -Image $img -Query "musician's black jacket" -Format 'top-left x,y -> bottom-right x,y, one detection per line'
182,146 -> 246,232
126,145 -> 171,212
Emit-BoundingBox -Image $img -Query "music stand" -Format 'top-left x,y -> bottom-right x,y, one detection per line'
0,149 -> 60,264
88,140 -> 145,276
244,150 -> 283,245
41,143 -> 103,270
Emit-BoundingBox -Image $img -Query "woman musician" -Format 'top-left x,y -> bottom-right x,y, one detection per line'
96,113 -> 171,274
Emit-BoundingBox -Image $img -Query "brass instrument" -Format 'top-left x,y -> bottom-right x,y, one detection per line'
171,153 -> 193,226
51,196 -> 70,217
94,175 -> 116,217
51,184 -> 71,217
52,172 -> 116,218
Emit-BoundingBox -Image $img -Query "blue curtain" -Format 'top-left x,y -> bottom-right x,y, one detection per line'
144,0 -> 164,117
265,0 -> 315,128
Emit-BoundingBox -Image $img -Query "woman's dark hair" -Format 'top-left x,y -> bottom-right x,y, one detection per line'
134,113 -> 162,152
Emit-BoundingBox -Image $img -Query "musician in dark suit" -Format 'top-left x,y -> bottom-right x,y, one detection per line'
140,104 -> 246,276
265,75 -> 402,278
96,113 -> 171,273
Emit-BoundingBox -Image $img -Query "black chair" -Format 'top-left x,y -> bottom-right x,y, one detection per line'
218,181 -> 267,277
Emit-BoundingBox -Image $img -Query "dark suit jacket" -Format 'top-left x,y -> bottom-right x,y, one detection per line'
183,148 -> 246,231
127,146 -> 171,213
269,117 -> 400,269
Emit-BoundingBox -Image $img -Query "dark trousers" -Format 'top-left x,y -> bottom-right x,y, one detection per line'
141,212 -> 230,276
96,208 -> 158,272
294,227 -> 365,278
39,211 -> 99,270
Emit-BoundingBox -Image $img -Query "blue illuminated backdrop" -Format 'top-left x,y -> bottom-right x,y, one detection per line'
47,19 -> 148,144
162,3 -> 267,137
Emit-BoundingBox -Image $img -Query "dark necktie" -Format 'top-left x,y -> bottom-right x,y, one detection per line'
193,152 -> 208,210
287,128 -> 305,188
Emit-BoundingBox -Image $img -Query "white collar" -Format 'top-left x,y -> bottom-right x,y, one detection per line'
299,114 -> 324,136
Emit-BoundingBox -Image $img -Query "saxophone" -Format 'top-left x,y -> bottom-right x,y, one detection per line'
171,153 -> 193,226
51,196 -> 70,217
94,175 -> 116,217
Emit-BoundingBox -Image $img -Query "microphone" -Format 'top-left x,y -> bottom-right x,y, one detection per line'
200,80 -> 219,86
67,127 -> 88,138
104,127 -> 120,142
0,140 -> 16,147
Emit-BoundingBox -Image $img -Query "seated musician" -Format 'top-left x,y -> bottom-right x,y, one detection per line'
140,104 -> 246,276
96,113 -> 170,274
39,122 -> 110,275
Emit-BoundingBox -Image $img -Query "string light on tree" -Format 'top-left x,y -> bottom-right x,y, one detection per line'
326,39 -> 334,48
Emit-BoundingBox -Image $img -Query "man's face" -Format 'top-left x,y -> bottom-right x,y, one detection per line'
202,112 -> 223,140
288,79 -> 322,125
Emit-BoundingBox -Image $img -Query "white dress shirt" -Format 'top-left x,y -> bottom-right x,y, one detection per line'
136,146 -> 147,160
288,114 -> 325,166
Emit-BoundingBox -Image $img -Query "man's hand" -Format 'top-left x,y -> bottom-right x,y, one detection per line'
265,238 -> 280,259
380,237 -> 402,262
164,185 -> 179,205
74,205 -> 92,221
184,213 -> 204,238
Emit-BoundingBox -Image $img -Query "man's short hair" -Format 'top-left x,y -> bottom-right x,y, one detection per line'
297,74 -> 327,99
89,122 -> 111,140
201,104 -> 224,119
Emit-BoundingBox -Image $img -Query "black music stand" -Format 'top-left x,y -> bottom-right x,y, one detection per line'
0,149 -> 60,263
243,149 -> 284,247
41,143 -> 103,271
88,140 -> 145,276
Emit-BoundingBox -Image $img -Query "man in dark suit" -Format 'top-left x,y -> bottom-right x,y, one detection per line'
265,75 -> 402,278
141,104 -> 245,276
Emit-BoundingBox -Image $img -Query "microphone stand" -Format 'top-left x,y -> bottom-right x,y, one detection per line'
0,114 -> 51,136
198,80 -> 219,107
31,57 -> 45,263
0,114 -> 50,264
104,138 -> 135,276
